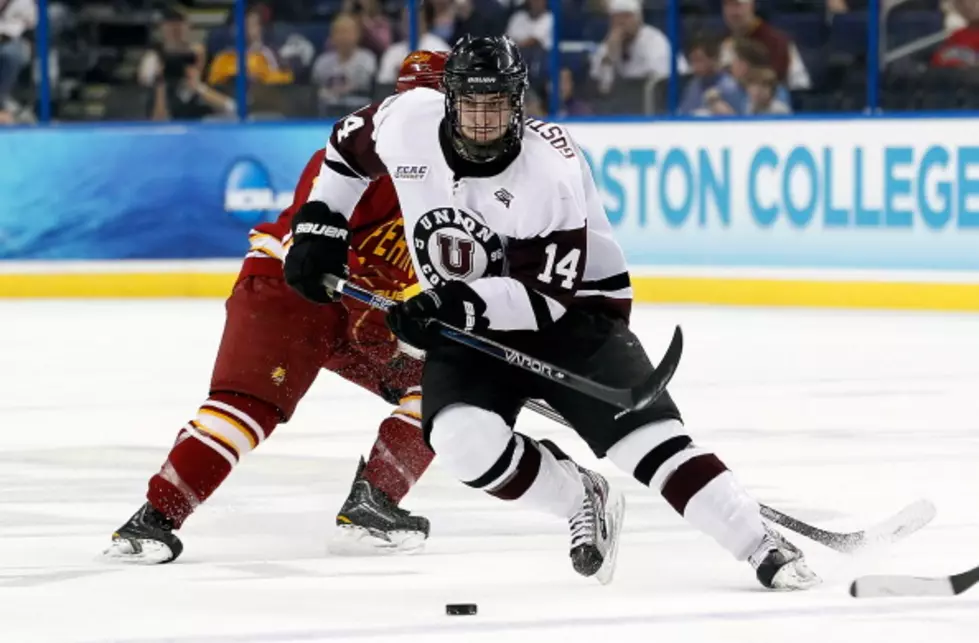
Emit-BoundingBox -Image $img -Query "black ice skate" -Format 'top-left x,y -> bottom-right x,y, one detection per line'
749,524 -> 821,590
568,465 -> 625,585
103,502 -> 184,564
329,457 -> 430,555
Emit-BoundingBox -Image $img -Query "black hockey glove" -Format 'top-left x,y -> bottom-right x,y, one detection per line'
386,281 -> 489,351
283,201 -> 350,304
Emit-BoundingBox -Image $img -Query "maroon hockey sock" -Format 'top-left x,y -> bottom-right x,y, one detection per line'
146,392 -> 280,528
361,416 -> 434,505
661,454 -> 729,515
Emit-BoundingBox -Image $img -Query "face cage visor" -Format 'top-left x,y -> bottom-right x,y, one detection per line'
445,73 -> 525,162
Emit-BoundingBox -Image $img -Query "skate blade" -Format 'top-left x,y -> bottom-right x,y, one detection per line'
328,524 -> 427,556
769,559 -> 822,591
596,489 -> 626,586
102,537 -> 176,565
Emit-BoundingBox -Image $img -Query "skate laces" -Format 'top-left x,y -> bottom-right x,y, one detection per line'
569,486 -> 597,549
765,525 -> 802,557
749,526 -> 803,569
748,533 -> 778,569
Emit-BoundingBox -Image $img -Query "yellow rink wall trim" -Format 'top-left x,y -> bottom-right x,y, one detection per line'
0,272 -> 239,298
631,277 -> 979,311
2,271 -> 978,311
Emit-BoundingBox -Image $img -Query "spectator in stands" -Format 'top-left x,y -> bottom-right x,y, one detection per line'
678,33 -> 741,115
590,0 -> 684,95
506,0 -> 554,50
312,13 -> 377,116
933,0 -> 979,66
555,67 -> 591,117
343,0 -> 393,57
719,0 -> 810,89
428,0 -> 459,43
0,0 -> 36,113
524,84 -> 547,116
731,38 -> 790,107
207,6 -> 293,86
259,0 -> 306,22
138,6 -> 204,89
377,3 -> 450,85
710,38 -> 791,114
944,0 -> 970,30
0,98 -> 32,124
744,67 -> 791,114
152,51 -> 235,121
277,33 -> 317,82
451,0 -> 508,43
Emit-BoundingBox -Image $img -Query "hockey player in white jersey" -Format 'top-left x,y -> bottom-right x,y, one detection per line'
284,35 -> 819,590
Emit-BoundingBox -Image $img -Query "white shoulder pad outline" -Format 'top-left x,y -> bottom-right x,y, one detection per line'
371,93 -> 401,142
371,88 -> 443,142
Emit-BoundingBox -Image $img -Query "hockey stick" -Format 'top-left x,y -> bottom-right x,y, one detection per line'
323,275 -> 682,412
327,276 -> 933,552
525,398 -> 936,553
760,499 -> 936,554
849,564 -> 979,598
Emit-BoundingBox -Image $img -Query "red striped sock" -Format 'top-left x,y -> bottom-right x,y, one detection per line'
147,392 -> 280,528
361,416 -> 434,505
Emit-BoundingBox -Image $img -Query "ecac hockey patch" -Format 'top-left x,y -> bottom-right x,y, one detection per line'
394,165 -> 429,181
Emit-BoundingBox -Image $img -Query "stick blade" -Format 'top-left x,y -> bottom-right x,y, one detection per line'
760,498 -> 936,554
858,498 -> 937,550
631,325 -> 683,410
849,574 -> 957,598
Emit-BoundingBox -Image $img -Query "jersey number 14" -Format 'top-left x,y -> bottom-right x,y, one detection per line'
336,115 -> 365,141
537,244 -> 581,289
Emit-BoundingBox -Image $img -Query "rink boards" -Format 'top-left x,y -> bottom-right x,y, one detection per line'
3,262 -> 977,311
0,117 -> 976,310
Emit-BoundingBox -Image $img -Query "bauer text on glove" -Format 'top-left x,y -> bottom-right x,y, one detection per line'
283,201 -> 351,303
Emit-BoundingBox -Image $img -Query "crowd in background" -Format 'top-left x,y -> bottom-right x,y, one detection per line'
4,0 -> 979,123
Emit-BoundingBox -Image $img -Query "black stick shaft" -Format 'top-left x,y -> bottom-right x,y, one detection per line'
324,275 -> 676,411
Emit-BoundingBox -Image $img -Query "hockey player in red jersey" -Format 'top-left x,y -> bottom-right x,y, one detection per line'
104,51 -> 448,564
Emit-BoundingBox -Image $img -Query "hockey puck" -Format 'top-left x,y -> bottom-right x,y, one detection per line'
445,603 -> 477,616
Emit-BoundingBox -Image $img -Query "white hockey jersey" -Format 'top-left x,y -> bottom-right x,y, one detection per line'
308,88 -> 633,331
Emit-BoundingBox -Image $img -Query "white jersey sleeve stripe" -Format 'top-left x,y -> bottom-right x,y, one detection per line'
469,276 -> 567,331
576,286 -> 634,299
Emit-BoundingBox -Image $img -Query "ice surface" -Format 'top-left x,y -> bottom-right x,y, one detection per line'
1,300 -> 977,642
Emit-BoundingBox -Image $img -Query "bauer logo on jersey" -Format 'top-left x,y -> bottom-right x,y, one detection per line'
413,208 -> 504,285
494,187 -> 514,208
393,165 -> 429,181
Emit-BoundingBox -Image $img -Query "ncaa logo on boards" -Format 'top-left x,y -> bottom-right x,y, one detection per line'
224,158 -> 295,226
413,207 -> 505,286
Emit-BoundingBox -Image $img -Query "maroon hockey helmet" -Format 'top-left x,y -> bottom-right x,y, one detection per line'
396,50 -> 449,93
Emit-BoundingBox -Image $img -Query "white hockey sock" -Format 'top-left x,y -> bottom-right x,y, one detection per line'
607,418 -> 766,560
430,404 -> 584,519
682,470 -> 767,560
